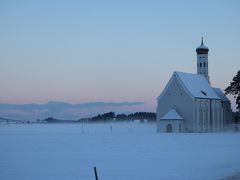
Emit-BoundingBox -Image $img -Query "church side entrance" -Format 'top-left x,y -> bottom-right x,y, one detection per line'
166,124 -> 173,132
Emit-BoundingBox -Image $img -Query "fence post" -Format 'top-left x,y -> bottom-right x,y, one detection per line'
94,166 -> 99,180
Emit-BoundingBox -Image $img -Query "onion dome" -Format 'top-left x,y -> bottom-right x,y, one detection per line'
196,37 -> 209,55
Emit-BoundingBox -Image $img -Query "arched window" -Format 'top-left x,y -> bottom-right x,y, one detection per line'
200,63 -> 202,67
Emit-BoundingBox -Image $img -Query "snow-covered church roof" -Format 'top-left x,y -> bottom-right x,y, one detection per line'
175,71 -> 221,99
160,109 -> 183,120
212,87 -> 229,102
157,71 -> 223,100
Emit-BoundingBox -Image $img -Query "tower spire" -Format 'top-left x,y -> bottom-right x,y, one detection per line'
201,36 -> 203,45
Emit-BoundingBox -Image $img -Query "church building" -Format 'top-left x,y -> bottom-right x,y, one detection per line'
156,38 -> 232,133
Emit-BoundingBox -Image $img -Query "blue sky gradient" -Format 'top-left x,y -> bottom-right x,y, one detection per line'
0,0 -> 240,111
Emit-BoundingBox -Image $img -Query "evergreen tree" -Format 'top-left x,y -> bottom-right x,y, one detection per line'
225,70 -> 240,111
91,112 -> 115,122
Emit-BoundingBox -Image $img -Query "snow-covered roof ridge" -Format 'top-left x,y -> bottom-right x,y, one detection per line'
160,109 -> 183,120
175,71 -> 221,100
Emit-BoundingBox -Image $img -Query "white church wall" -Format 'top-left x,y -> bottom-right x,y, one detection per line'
157,76 -> 194,132
205,100 -> 211,132
195,99 -> 213,132
195,99 -> 224,132
216,100 -> 223,131
212,100 -> 217,132
222,101 -> 233,127
209,100 -> 224,132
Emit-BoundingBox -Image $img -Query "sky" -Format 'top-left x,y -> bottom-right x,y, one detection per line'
0,0 -> 240,112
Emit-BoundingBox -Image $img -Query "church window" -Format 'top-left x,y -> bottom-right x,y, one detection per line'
204,62 -> 206,67
200,63 -> 202,67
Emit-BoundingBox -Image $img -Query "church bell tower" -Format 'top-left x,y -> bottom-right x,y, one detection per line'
196,37 -> 210,84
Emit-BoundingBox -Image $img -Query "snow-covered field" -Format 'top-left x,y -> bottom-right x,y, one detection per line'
0,123 -> 240,180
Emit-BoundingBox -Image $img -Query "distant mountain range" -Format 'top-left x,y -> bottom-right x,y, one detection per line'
0,101 -> 146,121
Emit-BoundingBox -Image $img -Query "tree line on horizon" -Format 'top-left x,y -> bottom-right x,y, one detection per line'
79,112 -> 156,123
